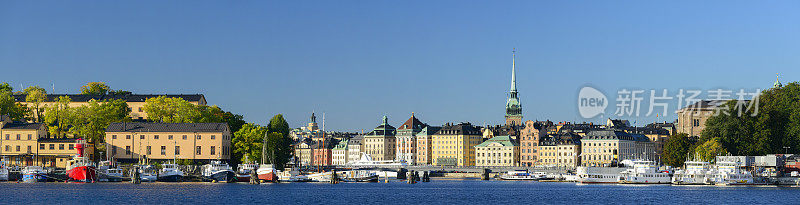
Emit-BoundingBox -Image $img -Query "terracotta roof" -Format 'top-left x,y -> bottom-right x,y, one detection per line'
398,114 -> 426,131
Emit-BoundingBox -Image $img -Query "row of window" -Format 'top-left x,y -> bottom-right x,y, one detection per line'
118,145 -> 229,156
4,143 -> 74,152
3,134 -> 37,141
111,134 -> 228,141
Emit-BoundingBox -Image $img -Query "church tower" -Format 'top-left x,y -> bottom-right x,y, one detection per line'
505,49 -> 523,126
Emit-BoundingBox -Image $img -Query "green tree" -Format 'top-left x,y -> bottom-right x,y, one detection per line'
661,133 -> 695,167
143,96 -> 223,123
67,99 -> 131,158
218,111 -> 246,134
24,86 -> 48,122
266,114 -> 292,169
44,96 -> 72,138
232,123 -> 267,164
695,138 -> 728,162
0,91 -> 27,121
80,82 -> 111,95
108,90 -> 132,95
0,82 -> 12,93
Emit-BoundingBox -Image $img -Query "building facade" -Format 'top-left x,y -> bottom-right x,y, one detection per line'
520,120 -> 548,166
676,100 -> 726,137
581,130 -> 656,167
363,116 -> 396,161
415,126 -> 440,165
395,113 -> 426,164
332,139 -> 348,165
347,135 -> 364,163
104,122 -> 231,163
475,135 -> 519,167
431,122 -> 482,166
0,116 -> 91,168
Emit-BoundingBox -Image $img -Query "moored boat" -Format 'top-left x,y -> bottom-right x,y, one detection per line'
97,161 -> 124,182
617,160 -> 671,184
672,160 -> 712,185
202,161 -> 236,182
158,164 -> 184,182
22,166 -> 48,183
499,170 -> 538,180
709,161 -> 763,185
337,170 -> 379,182
577,166 -> 626,184
236,163 -> 259,182
0,165 -> 8,181
277,170 -> 312,182
256,164 -> 277,183
66,139 -> 97,183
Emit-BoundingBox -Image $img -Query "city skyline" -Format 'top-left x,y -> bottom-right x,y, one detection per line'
2,1 -> 798,131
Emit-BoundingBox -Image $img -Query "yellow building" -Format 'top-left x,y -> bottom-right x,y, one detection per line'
431,123 -> 482,167
581,130 -> 655,167
13,94 -> 206,120
474,135 -> 519,167
104,122 -> 231,163
0,115 -> 93,168
363,116 -> 396,161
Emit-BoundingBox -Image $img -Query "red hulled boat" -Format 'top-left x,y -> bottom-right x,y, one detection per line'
66,138 -> 97,183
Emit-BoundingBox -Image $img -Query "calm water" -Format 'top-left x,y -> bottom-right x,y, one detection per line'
3,180 -> 800,204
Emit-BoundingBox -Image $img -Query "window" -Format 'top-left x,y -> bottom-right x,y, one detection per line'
175,146 -> 180,155
168,135 -> 173,140
161,146 -> 166,155
211,135 -> 215,140
154,135 -> 159,140
126,135 -> 131,139
27,134 -> 32,140
197,135 -> 201,140
146,146 -> 151,155
27,146 -> 31,153
4,145 -> 8,152
16,146 -> 20,151
196,146 -> 202,155
59,144 -> 65,150
49,144 -> 55,150
69,144 -> 74,150
182,135 -> 187,140
126,146 -> 131,155
112,135 -> 117,139
16,134 -> 20,140
211,146 -> 216,155
4,134 -> 8,140
138,107 -> 142,112
140,135 -> 145,139
39,144 -> 45,150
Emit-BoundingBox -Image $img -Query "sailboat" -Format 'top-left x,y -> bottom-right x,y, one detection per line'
256,133 -> 277,183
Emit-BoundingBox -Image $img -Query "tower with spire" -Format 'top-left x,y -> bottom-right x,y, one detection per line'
774,73 -> 783,88
505,49 -> 523,126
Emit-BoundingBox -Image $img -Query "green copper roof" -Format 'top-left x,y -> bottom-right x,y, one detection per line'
333,139 -> 348,150
475,135 -> 518,147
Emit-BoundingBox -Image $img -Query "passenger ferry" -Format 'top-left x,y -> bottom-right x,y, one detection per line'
158,164 -> 184,182
709,161 -> 756,185
617,160 -> 671,184
672,160 -> 712,185
202,161 -> 236,182
577,166 -> 626,184
499,170 -> 539,180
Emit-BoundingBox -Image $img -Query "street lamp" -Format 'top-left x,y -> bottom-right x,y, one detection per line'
784,146 -> 791,154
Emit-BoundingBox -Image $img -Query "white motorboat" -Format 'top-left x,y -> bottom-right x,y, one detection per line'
499,170 -> 539,180
672,160 -> 712,185
0,164 -> 8,181
158,164 -> 184,182
97,161 -> 124,182
577,166 -> 626,184
202,161 -> 236,182
348,153 -> 408,167
277,170 -> 312,182
337,170 -> 379,182
307,171 -> 333,182
135,165 -> 158,182
617,160 -> 671,184
709,161 -> 761,185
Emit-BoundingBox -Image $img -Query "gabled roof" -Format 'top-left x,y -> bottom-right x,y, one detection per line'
475,135 -> 518,147
398,114 -> 426,131
1,122 -> 44,130
106,122 -> 229,133
13,94 -> 205,103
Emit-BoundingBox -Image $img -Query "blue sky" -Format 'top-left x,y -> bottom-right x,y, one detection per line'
1,1 -> 798,131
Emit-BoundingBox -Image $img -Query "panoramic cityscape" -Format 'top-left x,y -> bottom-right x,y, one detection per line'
2,1 -> 800,204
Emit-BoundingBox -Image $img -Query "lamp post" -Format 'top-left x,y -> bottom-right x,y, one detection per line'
784,146 -> 791,154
